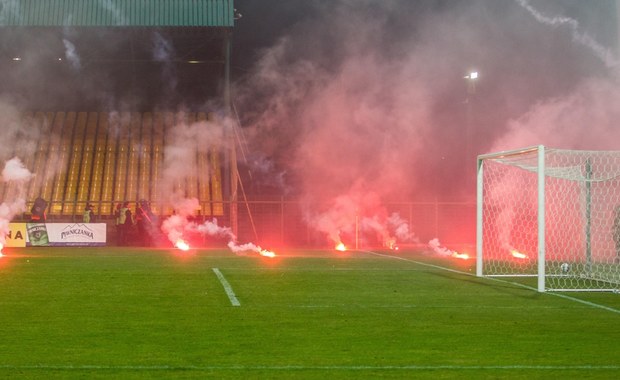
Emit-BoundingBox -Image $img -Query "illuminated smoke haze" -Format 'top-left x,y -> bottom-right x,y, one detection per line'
233,0 -> 620,247
0,1 -> 618,250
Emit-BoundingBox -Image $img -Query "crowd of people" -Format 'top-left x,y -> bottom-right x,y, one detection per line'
28,197 -> 160,246
113,199 -> 159,246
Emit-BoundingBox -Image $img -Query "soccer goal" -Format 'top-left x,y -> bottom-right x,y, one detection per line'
476,145 -> 620,292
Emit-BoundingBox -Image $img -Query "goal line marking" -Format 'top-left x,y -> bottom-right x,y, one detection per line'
212,268 -> 240,306
363,251 -> 620,315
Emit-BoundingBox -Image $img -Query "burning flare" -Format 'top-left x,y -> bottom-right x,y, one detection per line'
175,239 -> 190,251
451,252 -> 470,260
335,242 -> 347,251
260,249 -> 276,258
510,249 -> 528,259
227,241 -> 277,258
384,237 -> 399,250
428,238 -> 470,260
161,198 -> 277,258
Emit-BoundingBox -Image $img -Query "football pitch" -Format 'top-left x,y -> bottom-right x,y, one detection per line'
0,247 -> 618,379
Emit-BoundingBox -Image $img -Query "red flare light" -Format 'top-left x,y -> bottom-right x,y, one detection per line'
259,249 -> 276,258
335,243 -> 347,252
451,252 -> 470,260
175,239 -> 190,251
384,240 -> 399,251
511,250 -> 528,259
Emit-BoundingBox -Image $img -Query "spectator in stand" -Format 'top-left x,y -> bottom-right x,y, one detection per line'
83,203 -> 94,223
135,199 -> 156,246
30,197 -> 48,222
114,203 -> 122,245
118,202 -> 134,246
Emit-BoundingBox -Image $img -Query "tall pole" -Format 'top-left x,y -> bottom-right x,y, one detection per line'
585,158 -> 592,273
224,31 -> 238,236
617,0 -> 620,61
476,155 -> 484,277
537,145 -> 546,292
465,71 -> 478,183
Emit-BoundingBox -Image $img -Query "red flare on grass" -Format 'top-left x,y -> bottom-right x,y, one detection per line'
259,249 -> 277,258
175,239 -> 190,251
451,252 -> 470,260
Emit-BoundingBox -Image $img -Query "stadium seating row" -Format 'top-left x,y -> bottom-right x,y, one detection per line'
0,111 -> 224,219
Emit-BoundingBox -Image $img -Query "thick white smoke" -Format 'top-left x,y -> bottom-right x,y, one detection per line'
2,157 -> 33,182
0,157 -> 33,252
160,196 -> 275,256
62,39 -> 81,70
515,0 -> 617,68
428,238 -> 468,259
159,116 -> 226,193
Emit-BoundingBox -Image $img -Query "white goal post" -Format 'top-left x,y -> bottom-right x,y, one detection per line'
476,145 -> 620,292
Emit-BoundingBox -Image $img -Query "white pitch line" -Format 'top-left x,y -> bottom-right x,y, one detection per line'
212,268 -> 240,306
362,250 -> 620,315
0,364 -> 618,371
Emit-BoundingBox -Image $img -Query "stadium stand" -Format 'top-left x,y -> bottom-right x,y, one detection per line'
0,1 -> 234,231
21,111 -> 224,221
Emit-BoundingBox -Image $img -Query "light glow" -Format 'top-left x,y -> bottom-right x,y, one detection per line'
335,243 -> 347,251
511,250 -> 528,259
429,238 -> 470,260
259,249 -> 276,258
451,252 -> 470,260
175,239 -> 190,251
384,238 -> 399,250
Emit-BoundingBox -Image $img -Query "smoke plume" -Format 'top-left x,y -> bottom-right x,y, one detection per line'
159,198 -> 275,256
0,157 -> 33,251
233,0 -> 620,247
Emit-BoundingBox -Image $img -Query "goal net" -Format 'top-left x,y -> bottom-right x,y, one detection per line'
476,145 -> 620,292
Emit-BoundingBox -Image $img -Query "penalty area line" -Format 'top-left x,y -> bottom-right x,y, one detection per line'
212,268 -> 240,306
362,250 -> 620,315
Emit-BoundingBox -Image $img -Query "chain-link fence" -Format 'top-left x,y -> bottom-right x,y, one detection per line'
23,198 -> 476,249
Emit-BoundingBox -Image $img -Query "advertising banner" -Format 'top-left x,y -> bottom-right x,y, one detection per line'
20,223 -> 107,247
27,223 -> 49,246
45,223 -> 107,246
4,223 -> 27,247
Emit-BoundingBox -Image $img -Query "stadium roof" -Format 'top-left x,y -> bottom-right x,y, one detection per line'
0,0 -> 236,109
0,0 -> 234,28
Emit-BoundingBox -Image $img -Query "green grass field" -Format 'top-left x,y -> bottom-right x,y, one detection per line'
0,247 -> 618,379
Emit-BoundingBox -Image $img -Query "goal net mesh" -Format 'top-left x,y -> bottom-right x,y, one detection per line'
478,146 -> 620,292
